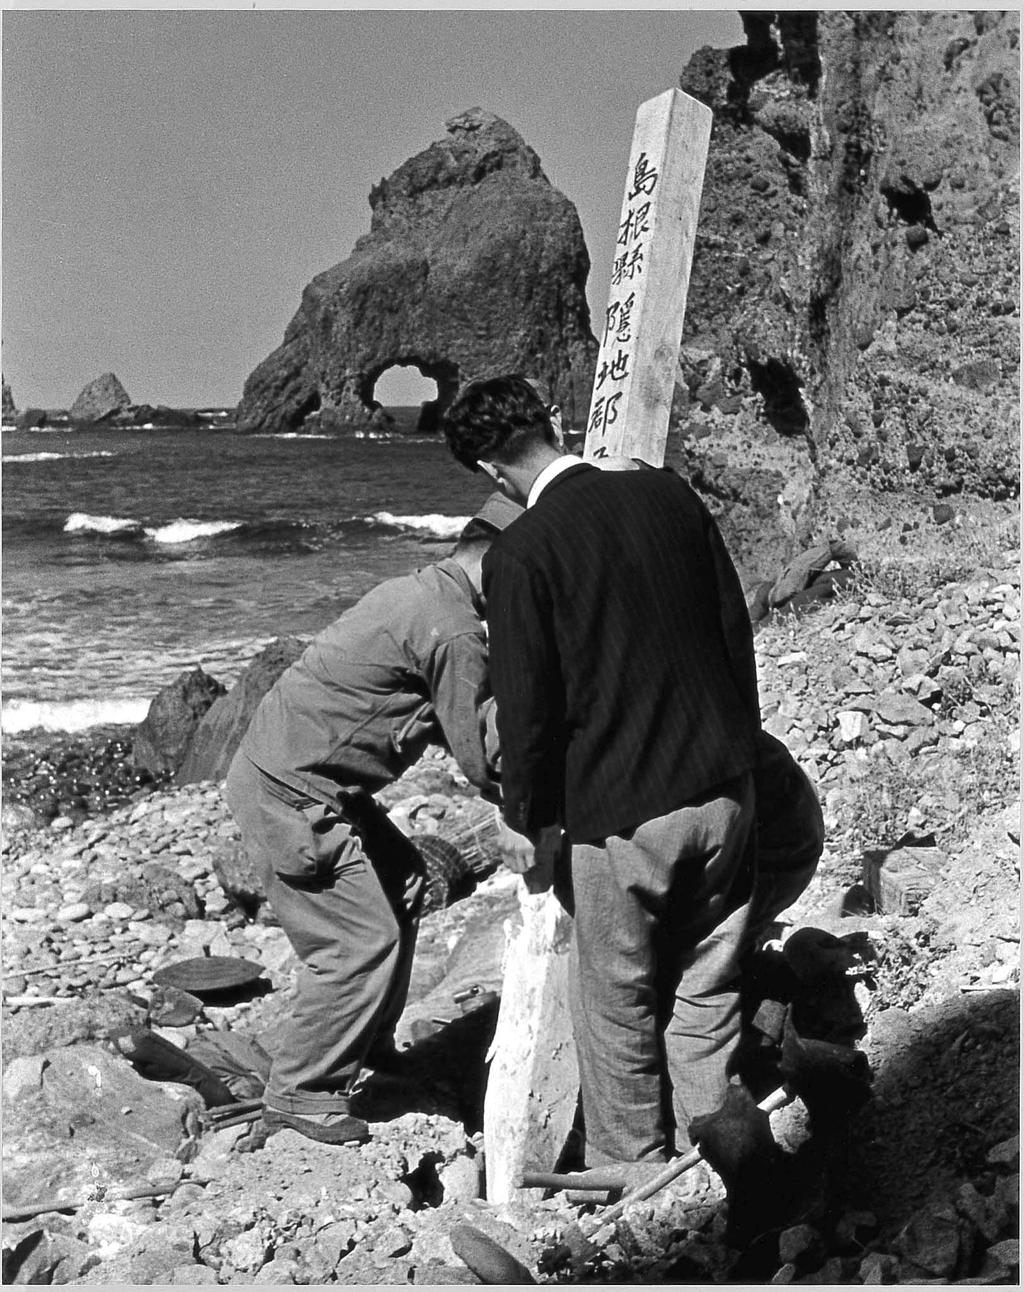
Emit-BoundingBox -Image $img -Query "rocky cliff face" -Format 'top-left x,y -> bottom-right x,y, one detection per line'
237,109 -> 597,433
671,10 -> 1019,574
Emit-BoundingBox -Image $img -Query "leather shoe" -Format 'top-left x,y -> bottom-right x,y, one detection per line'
263,1107 -> 371,1145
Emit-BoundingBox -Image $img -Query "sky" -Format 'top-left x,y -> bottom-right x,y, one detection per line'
2,9 -> 743,410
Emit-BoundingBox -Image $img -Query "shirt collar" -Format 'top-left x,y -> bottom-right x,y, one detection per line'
527,454 -> 582,508
435,557 -> 484,617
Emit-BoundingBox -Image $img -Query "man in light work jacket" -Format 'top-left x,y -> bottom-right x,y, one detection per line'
443,374 -> 768,1172
225,492 -> 518,1145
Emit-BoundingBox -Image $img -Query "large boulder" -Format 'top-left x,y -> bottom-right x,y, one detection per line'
133,667 -> 227,778
176,637 -> 307,787
2,1045 -> 202,1207
236,108 -> 597,433
70,372 -> 131,424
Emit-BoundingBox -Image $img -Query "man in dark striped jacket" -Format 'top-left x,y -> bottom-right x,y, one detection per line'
444,374 -> 765,1173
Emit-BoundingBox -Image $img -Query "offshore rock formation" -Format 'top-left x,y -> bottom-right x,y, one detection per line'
70,372 -> 132,424
671,11 -> 1019,574
236,109 -> 597,433
67,373 -> 201,429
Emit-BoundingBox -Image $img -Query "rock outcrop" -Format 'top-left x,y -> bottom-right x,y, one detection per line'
14,408 -> 49,430
70,373 -> 132,424
236,109 -> 597,433
65,374 -> 202,429
3,1044 -> 202,1205
669,11 -> 1019,575
175,637 -> 307,787
132,667 -> 228,779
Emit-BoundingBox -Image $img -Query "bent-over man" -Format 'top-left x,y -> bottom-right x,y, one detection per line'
225,493 -> 517,1145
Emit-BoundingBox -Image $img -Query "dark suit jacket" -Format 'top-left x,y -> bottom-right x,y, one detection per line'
483,462 -> 761,842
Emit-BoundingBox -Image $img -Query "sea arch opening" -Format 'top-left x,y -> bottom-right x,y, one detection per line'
365,359 -> 461,435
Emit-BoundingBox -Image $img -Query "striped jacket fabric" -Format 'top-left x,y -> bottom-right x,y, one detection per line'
482,461 -> 761,842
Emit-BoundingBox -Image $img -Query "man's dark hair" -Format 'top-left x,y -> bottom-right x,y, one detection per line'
443,374 -> 555,472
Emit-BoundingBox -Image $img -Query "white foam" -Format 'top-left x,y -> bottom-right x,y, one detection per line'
254,432 -> 333,440
5,450 -> 116,463
373,511 -> 471,540
2,696 -> 149,734
64,512 -> 144,535
145,518 -> 243,544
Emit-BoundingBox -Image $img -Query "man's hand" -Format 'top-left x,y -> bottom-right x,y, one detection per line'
522,824 -> 564,894
496,820 -> 536,875
495,821 -> 564,893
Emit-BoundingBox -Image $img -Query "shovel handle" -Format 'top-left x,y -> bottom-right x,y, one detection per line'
580,1085 -> 791,1240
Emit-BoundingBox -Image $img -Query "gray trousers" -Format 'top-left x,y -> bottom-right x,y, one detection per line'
568,772 -> 756,1166
224,755 -> 424,1114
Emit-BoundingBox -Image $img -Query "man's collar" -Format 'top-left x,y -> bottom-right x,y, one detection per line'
435,557 -> 484,616
527,455 -> 589,508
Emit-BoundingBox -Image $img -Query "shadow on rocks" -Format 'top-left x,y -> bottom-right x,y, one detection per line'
352,998 -> 500,1134
842,987 -> 1019,1233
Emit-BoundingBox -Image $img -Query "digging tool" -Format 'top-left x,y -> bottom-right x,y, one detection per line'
544,1084 -> 793,1267
451,1086 -> 793,1282
483,84 -> 714,1204
517,1165 -> 643,1191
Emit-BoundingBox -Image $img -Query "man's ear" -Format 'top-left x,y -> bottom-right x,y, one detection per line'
548,406 -> 565,449
478,460 -> 502,485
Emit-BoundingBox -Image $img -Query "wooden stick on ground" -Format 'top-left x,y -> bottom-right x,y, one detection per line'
2,1178 -> 211,1223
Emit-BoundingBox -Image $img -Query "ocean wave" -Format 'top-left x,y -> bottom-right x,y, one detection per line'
2,696 -> 150,734
64,512 -> 145,535
146,518 -> 244,544
372,511 -> 472,540
62,513 -> 246,544
254,432 -> 334,440
354,432 -> 438,444
4,450 -> 116,463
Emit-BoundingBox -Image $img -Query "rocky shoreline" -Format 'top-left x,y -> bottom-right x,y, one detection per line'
3,728 -> 171,830
2,539 -> 1019,1284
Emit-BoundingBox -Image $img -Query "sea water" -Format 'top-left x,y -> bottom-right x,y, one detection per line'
2,415 -> 492,734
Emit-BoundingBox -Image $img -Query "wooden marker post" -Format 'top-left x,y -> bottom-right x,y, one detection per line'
482,87 -> 712,1204
585,88 -> 712,469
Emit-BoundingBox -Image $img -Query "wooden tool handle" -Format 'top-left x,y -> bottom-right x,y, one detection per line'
517,1167 -> 629,1191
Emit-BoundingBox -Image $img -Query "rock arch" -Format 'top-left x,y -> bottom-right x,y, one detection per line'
237,110 -> 597,435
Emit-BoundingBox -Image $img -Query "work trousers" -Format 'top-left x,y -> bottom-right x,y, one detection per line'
224,754 -> 424,1113
569,772 -> 755,1167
